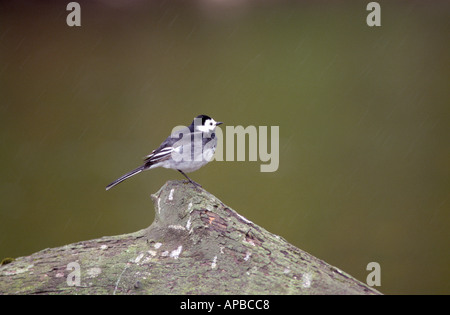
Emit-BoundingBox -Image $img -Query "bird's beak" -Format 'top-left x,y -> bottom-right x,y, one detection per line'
216,122 -> 223,126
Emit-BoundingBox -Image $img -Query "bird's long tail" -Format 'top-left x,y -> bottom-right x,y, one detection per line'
106,165 -> 145,191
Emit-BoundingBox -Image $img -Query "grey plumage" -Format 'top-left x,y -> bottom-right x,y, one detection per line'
106,115 -> 222,191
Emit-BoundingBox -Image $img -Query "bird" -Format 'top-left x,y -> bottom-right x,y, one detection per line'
106,115 -> 223,191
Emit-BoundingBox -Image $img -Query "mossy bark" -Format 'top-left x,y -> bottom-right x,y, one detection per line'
0,180 -> 381,295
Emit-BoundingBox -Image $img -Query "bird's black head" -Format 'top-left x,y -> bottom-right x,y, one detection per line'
195,115 -> 212,125
189,115 -> 223,132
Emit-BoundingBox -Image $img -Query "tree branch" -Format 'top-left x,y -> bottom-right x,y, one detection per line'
0,180 -> 381,295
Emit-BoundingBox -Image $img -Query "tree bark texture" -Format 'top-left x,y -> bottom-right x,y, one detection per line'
0,180 -> 381,295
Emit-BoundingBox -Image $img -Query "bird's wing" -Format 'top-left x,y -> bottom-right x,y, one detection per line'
143,130 -> 211,163
143,146 -> 173,163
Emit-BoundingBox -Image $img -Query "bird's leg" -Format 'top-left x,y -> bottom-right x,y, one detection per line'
178,170 -> 202,188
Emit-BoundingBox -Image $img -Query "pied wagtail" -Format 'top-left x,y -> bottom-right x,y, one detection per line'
106,115 -> 223,190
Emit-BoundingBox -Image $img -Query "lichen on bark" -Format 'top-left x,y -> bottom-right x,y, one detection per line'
0,180 -> 381,295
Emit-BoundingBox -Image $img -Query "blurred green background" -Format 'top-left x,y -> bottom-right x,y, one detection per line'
1,1 -> 449,294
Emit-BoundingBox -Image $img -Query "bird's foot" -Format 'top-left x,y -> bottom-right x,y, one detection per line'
187,179 -> 202,190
